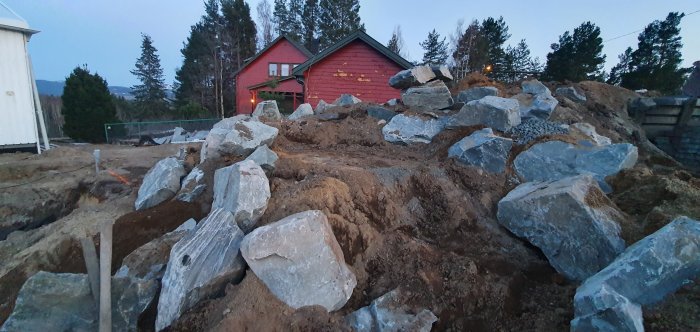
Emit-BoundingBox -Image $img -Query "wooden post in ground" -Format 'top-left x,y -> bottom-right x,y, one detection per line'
99,223 -> 113,332
79,236 -> 100,308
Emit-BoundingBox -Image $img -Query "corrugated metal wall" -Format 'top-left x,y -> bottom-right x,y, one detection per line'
0,28 -> 38,146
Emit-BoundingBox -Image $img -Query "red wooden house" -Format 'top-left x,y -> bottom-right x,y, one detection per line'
234,36 -> 312,114
292,31 -> 412,108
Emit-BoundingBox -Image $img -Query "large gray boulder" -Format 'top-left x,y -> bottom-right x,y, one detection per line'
315,100 -> 335,114
448,96 -> 521,132
135,157 -> 186,210
571,122 -> 612,146
244,144 -> 278,173
522,79 -> 551,96
176,166 -> 206,203
345,289 -> 438,332
388,66 -> 437,89
240,210 -> 356,312
156,209 -> 246,331
513,140 -> 638,192
382,114 -> 447,144
334,94 -> 362,106
514,79 -> 559,119
401,80 -> 454,112
497,175 -> 627,281
201,119 -> 279,161
367,106 -> 397,122
1,271 -> 156,332
213,160 -> 270,233
556,86 -> 587,102
431,65 -> 454,82
288,103 -> 314,120
448,128 -> 512,173
456,86 -> 499,103
572,217 -> 700,331
252,100 -> 282,121
682,61 -> 700,97
212,115 -> 249,130
571,286 -> 643,332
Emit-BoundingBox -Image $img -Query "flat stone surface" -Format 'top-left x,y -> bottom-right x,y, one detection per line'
156,208 -> 246,331
315,100 -> 335,114
367,106 -> 397,122
556,86 -> 587,102
382,114 -> 447,144
213,115 -> 250,130
252,100 -> 282,121
497,175 -> 627,281
346,289 -> 438,332
401,80 -> 454,112
449,96 -> 521,131
213,160 -> 270,233
388,66 -> 437,90
571,123 -> 611,146
431,65 -> 454,82
241,210 -> 356,312
448,128 -> 512,173
456,86 -> 499,103
513,140 -> 638,192
202,119 -> 279,160
288,103 -> 314,120
135,157 -> 186,210
522,79 -> 552,96
244,144 -> 278,173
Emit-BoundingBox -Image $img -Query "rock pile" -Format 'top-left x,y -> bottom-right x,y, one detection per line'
512,79 -> 559,119
505,118 -> 569,145
389,65 -> 454,112
449,96 -> 521,131
448,128 -> 512,173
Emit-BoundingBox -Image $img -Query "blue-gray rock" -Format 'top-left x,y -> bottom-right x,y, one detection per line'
448,128 -> 512,173
288,103 -> 314,120
513,140 -> 638,192
456,86 -> 499,103
315,100 -> 335,114
115,226 -> 192,281
522,79 -> 552,96
213,160 -> 270,233
156,208 -> 246,331
386,98 -> 399,106
388,66 -> 437,90
556,86 -> 587,102
345,289 -> 438,332
497,175 -> 626,281
201,119 -> 279,161
241,210 -> 356,312
135,157 -> 186,210
571,286 -> 643,332
448,96 -> 521,132
252,100 -> 282,121
382,114 -> 447,144
512,93 -> 559,120
572,217 -> 700,331
212,115 -> 250,130
334,94 -> 362,106
1,271 -> 156,332
431,65 -> 453,82
367,106 -> 397,122
401,80 -> 454,112
571,123 -> 611,146
176,166 -> 206,203
244,144 -> 278,173
171,127 -> 187,143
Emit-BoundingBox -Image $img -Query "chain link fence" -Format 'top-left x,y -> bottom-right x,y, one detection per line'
104,119 -> 219,144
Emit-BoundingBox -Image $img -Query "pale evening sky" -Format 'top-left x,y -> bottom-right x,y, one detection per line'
4,0 -> 700,87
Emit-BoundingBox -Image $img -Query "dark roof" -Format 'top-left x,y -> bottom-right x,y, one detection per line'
247,76 -> 296,90
292,30 -> 412,76
233,35 -> 312,77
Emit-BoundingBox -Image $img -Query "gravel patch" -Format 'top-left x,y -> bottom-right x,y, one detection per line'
506,118 -> 569,145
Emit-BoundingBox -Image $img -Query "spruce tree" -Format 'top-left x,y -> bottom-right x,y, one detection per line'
620,12 -> 688,94
607,47 -> 633,86
543,22 -> 606,82
62,66 -> 117,143
480,16 -> 511,78
318,0 -> 364,50
273,0 -> 289,36
131,33 -> 168,119
387,25 -> 405,57
301,0 -> 319,53
420,29 -> 448,66
287,0 -> 304,41
501,39 -> 541,82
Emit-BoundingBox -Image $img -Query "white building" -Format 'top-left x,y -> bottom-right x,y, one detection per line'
0,1 -> 48,153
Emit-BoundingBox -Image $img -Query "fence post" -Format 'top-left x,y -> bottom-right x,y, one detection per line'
104,124 -> 109,143
99,222 -> 113,332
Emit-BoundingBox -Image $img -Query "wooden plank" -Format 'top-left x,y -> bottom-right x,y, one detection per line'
643,116 -> 681,125
79,237 -> 100,308
645,108 -> 682,116
99,223 -> 113,332
677,98 -> 697,127
641,124 -> 675,138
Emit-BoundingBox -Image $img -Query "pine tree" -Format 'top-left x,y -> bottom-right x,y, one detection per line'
620,12 -> 688,94
131,33 -> 168,119
273,0 -> 289,36
480,16 -> 511,78
301,0 -> 319,53
543,22 -> 606,82
256,0 -> 275,49
607,47 -> 633,86
287,0 -> 304,41
318,0 -> 364,50
62,66 -> 117,143
387,25 -> 405,57
501,39 -> 540,82
420,29 -> 448,66
453,20 -> 486,79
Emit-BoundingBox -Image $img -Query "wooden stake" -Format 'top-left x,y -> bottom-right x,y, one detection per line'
79,237 -> 100,308
99,223 -> 113,332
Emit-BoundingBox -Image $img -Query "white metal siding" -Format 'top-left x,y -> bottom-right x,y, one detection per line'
0,28 -> 37,146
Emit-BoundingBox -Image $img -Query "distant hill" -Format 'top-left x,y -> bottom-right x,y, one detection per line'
36,80 -> 136,99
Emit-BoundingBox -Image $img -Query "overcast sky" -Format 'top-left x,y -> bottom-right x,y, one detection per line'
5,0 -> 700,87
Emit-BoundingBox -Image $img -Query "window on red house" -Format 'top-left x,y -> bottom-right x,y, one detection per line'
268,63 -> 278,77
281,64 -> 290,76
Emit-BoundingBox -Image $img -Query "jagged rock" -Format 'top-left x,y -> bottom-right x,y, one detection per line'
135,157 -> 186,210
213,160 -> 270,233
212,115 -> 249,130
571,123 -> 612,146
334,94 -> 362,106
431,65 -> 453,82
201,119 -> 279,161
171,127 -> 187,143
388,66 -> 437,89
571,286 -> 643,332
1,271 -> 156,332
512,93 -> 559,120
522,79 -> 551,96
448,96 -> 521,131
497,175 -> 627,281
456,86 -> 499,103
386,98 -> 399,106
572,217 -> 700,330
288,103 -> 314,120
115,226 -> 192,281
252,100 -> 282,121
401,80 -> 454,112
188,130 -> 209,141
176,166 -> 206,203
315,100 -> 335,114
556,86 -> 587,102
627,98 -> 657,112
513,140 -> 638,192
367,106 -> 397,122
382,114 -> 447,144
244,144 -> 278,173
240,210 -> 356,312
682,61 -> 700,97
448,128 -> 513,173
345,289 -> 438,332
156,209 -> 246,331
